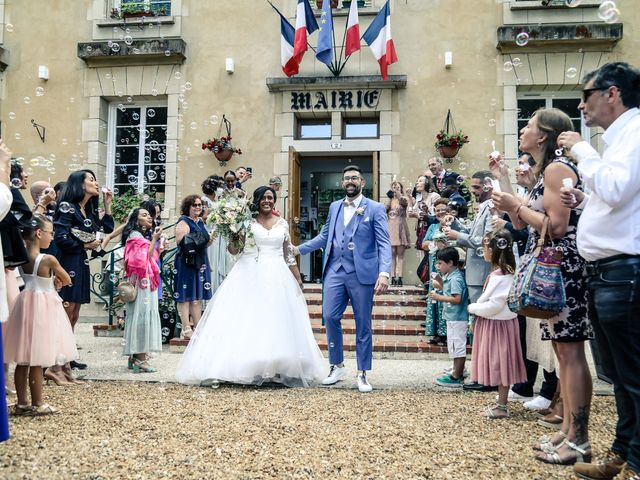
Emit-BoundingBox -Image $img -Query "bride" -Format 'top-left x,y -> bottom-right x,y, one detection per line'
175,186 -> 325,387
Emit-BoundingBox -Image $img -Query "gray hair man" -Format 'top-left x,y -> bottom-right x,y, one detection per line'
558,61 -> 640,480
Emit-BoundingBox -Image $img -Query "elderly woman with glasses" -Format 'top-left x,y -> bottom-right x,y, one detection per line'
420,198 -> 464,343
174,195 -> 214,339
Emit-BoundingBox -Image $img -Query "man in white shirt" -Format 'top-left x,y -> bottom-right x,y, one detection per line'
558,61 -> 640,480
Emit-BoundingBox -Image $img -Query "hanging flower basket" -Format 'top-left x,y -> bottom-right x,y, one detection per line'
434,109 -> 469,159
214,149 -> 234,163
201,115 -> 242,167
437,144 -> 461,159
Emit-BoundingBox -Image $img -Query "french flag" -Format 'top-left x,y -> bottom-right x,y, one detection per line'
345,0 -> 360,57
292,0 -> 319,67
362,0 -> 398,80
280,16 -> 298,77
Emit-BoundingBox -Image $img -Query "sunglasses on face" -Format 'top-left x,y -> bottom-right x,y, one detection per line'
192,203 -> 202,207
582,86 -> 616,102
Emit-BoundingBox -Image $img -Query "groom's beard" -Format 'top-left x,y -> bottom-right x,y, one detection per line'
344,184 -> 362,199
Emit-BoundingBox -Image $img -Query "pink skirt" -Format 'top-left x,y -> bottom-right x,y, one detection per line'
471,316 -> 526,387
3,290 -> 78,367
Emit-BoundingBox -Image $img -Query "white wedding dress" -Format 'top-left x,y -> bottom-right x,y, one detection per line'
175,218 -> 326,387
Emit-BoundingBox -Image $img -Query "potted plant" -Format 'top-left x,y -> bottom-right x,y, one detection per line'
118,3 -> 167,19
202,136 -> 242,165
434,129 -> 469,158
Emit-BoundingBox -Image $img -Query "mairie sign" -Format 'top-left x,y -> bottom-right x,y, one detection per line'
290,90 -> 380,110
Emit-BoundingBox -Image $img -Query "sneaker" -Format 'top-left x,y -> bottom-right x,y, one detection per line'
574,450 -> 625,480
524,395 -> 553,411
496,389 -> 533,403
436,374 -> 464,388
321,365 -> 347,385
442,367 -> 469,378
356,372 -> 372,393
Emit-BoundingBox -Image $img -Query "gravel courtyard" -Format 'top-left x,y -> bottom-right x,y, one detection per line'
1,382 -> 616,479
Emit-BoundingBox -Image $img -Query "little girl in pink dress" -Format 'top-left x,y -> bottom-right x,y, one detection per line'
4,214 -> 78,415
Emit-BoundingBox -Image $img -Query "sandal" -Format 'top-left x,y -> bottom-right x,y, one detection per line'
127,356 -> 135,370
181,325 -> 193,340
32,404 -> 59,416
533,431 -> 567,452
535,440 -> 591,465
132,359 -> 156,373
480,403 -> 509,419
12,404 -> 34,416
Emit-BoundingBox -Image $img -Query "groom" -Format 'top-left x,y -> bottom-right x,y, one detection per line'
294,166 -> 391,392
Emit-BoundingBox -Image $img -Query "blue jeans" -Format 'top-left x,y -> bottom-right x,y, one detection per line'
587,256 -> 640,472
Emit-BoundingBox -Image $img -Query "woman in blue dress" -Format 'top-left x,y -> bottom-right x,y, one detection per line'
174,195 -> 213,339
54,170 -> 114,367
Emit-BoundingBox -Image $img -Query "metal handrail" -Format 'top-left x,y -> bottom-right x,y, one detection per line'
87,222 -> 178,326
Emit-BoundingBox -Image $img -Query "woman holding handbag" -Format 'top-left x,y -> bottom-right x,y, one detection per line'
174,195 -> 214,339
121,208 -> 164,373
492,108 -> 592,466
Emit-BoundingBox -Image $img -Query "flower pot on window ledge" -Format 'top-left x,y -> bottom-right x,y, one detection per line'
316,0 -> 340,8
437,145 -> 461,159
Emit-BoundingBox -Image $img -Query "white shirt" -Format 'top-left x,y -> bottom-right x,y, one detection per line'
571,107 -> 640,261
467,272 -> 516,320
343,194 -> 363,227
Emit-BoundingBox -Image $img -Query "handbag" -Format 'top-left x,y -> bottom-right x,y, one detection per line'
117,280 -> 137,303
415,224 -> 428,250
416,254 -> 430,284
507,216 -> 566,319
71,227 -> 96,244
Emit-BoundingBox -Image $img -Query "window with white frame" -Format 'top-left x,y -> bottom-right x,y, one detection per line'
516,92 -> 587,154
109,103 -> 167,199
112,0 -> 171,16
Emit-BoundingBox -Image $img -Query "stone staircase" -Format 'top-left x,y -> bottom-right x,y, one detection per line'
169,283 -> 471,358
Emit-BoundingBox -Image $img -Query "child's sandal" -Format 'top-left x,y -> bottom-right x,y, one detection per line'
12,404 -> 34,416
480,403 -> 509,419
32,404 -> 58,416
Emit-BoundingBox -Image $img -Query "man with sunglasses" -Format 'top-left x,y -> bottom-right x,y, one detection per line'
558,62 -> 640,480
293,166 -> 391,393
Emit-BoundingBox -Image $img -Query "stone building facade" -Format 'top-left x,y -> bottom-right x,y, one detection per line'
0,0 -> 637,279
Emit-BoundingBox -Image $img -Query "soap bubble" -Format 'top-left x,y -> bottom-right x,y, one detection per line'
83,219 -> 93,228
347,242 -> 355,251
10,178 -> 22,188
458,162 -> 467,171
555,148 -> 564,157
496,238 -> 508,250
35,87 -> 45,97
565,0 -> 584,6
174,71 -> 182,80
132,112 -> 140,121
488,119 -> 496,127
5,24 -> 14,32
59,202 -> 71,213
190,122 -> 198,130
111,42 -> 121,53
124,35 -> 133,45
23,97 -> 31,104
147,170 -> 157,181
148,109 -> 156,118
210,115 -> 219,124
8,112 -> 16,120
475,247 -> 484,257
204,282 -> 211,290
69,271 -> 76,278
184,82 -> 193,90
515,32 -> 530,47
456,176 -> 465,185
566,67 -> 578,79
503,61 -> 514,72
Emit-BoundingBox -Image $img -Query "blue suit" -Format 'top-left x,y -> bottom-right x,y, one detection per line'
299,197 -> 392,370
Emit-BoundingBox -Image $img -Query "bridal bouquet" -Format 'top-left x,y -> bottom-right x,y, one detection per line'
206,195 -> 253,249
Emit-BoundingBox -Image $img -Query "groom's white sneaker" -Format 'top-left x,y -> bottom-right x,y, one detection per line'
357,372 -> 373,393
322,365 -> 347,385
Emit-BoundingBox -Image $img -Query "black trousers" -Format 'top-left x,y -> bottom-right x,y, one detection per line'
587,256 -> 640,472
511,315 -> 558,400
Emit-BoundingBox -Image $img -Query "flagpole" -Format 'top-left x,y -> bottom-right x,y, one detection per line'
331,14 -> 339,77
336,4 -> 349,74
266,0 -> 318,55
337,25 -> 369,76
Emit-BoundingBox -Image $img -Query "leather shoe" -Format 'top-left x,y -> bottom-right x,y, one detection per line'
463,382 -> 498,392
70,360 -> 87,370
574,450 -> 625,480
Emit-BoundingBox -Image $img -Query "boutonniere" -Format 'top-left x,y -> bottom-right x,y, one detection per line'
356,207 -> 365,216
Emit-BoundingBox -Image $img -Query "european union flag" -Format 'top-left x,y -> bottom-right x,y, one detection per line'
315,0 -> 334,65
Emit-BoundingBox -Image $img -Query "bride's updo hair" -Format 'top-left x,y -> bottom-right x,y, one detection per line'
250,186 -> 277,216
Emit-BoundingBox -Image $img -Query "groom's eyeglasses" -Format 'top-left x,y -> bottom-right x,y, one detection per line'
343,176 -> 361,182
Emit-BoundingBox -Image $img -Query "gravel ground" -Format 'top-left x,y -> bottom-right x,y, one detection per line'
1,383 -> 616,479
